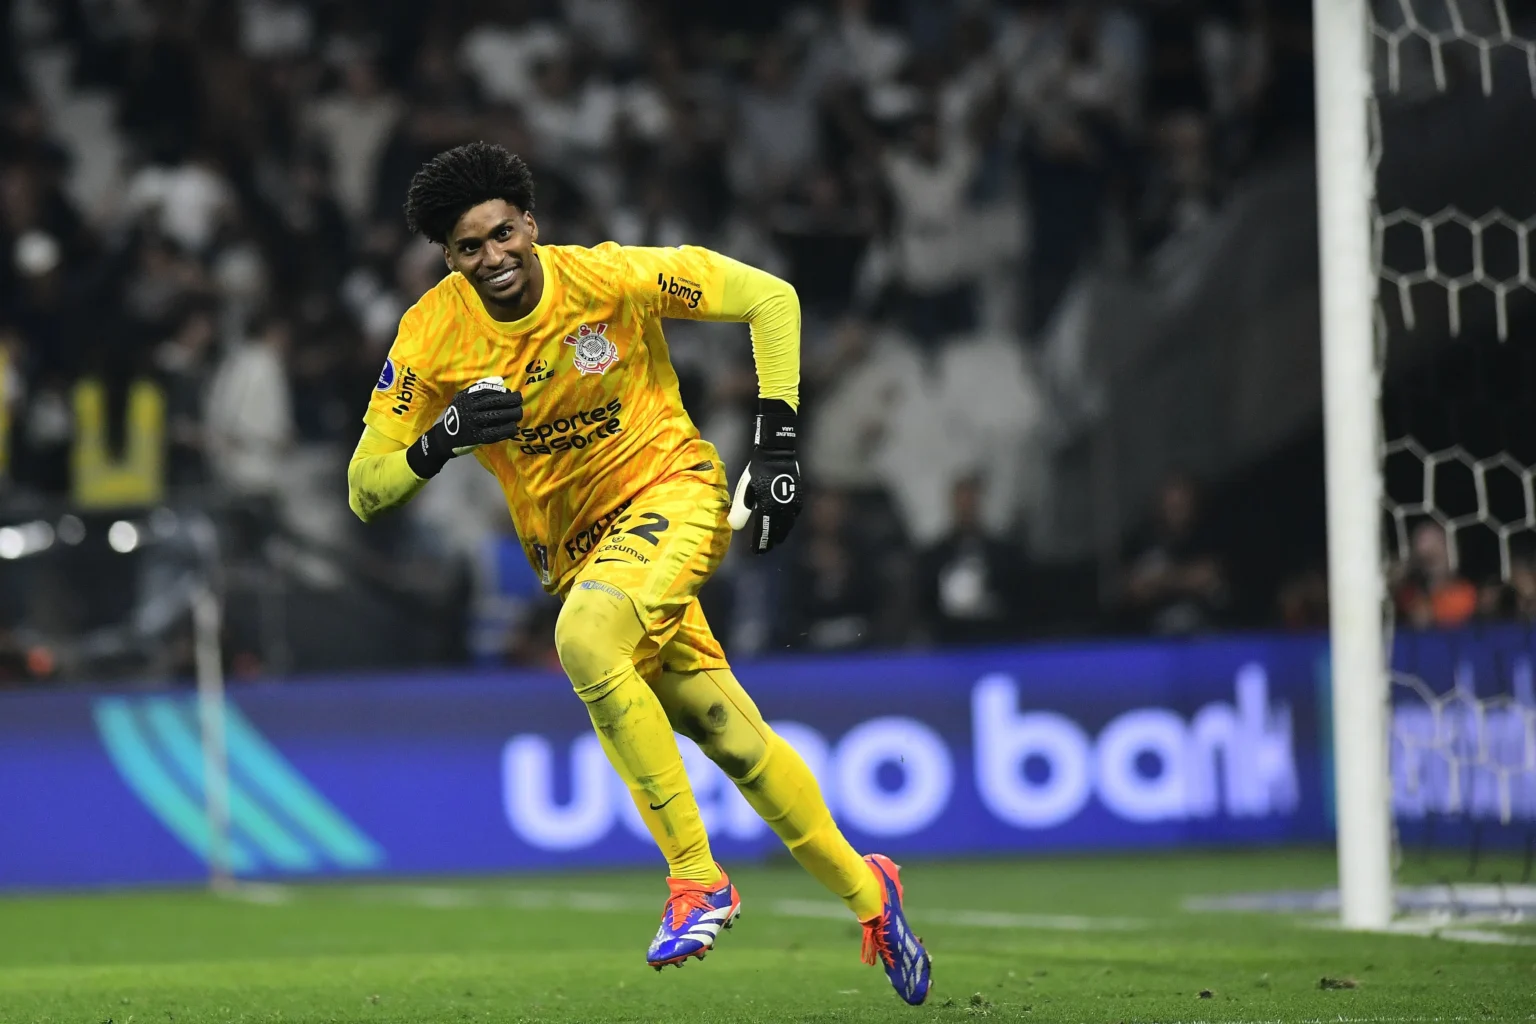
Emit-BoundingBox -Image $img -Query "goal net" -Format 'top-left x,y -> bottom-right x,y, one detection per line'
1324,0 -> 1536,927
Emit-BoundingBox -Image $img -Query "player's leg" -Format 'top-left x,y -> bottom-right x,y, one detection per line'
649,652 -> 879,919
655,612 -> 933,1004
559,469 -> 741,967
553,582 -> 715,884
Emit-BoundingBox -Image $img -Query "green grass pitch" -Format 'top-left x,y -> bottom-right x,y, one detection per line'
1,849 -> 1531,1023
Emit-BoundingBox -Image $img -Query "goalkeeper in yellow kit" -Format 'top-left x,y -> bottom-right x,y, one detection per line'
347,143 -> 930,1003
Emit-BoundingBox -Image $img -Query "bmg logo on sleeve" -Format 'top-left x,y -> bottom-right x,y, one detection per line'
392,365 -> 421,415
657,272 -> 703,309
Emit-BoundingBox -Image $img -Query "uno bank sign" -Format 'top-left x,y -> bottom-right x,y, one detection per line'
502,653 -> 1319,857
0,634 -> 1335,890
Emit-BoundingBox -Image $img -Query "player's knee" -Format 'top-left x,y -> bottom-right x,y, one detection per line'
554,585 -> 639,691
690,702 -> 769,782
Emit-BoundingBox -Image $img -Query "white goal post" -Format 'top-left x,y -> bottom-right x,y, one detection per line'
1314,0 -> 1395,929
1316,0 -> 1536,932
194,584 -> 234,891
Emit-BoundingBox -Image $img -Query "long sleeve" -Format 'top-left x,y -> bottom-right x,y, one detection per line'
620,245 -> 801,412
714,257 -> 801,412
347,423 -> 428,522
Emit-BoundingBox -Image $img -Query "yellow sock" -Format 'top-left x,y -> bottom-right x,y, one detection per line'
556,587 -> 719,885
736,734 -> 883,920
585,685 -> 718,884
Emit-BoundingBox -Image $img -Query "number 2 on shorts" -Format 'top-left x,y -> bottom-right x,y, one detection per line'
624,513 -> 670,546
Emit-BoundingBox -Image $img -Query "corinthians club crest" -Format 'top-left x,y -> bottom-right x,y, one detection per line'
564,323 -> 619,376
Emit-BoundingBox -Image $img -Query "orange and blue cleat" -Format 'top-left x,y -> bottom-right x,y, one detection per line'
646,866 -> 741,969
860,854 -> 932,1005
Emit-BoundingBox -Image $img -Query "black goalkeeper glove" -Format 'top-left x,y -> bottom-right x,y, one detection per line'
406,377 -> 523,479
728,399 -> 802,554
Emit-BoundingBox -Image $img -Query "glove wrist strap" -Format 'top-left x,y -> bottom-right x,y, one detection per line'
406,424 -> 454,479
755,399 -> 797,453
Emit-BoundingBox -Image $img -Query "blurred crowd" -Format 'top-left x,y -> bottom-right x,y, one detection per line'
0,0 -> 1401,677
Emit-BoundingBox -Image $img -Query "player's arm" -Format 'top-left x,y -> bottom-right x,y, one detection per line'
629,244 -> 800,410
347,426 -> 425,523
623,245 -> 802,553
348,378 -> 523,523
352,305 -> 524,523
706,257 -> 803,555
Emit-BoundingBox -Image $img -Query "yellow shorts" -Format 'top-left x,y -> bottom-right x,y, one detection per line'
560,464 -> 731,677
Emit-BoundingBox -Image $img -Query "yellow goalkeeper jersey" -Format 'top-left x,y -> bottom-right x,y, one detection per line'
362,242 -> 796,591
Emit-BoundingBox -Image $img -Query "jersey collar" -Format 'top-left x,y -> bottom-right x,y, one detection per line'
457,244 -> 555,335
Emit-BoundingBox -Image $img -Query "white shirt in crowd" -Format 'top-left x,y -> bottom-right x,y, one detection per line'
123,161 -> 233,253
306,79 -> 401,223
458,19 -> 567,106
205,338 -> 293,496
882,144 -> 978,294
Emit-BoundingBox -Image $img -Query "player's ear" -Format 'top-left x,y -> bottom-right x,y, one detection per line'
441,245 -> 454,272
525,212 -> 538,243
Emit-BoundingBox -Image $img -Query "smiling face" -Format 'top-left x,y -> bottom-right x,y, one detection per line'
444,198 -> 542,321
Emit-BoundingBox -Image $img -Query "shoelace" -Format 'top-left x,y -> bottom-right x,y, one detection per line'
860,913 -> 894,968
665,886 -> 715,930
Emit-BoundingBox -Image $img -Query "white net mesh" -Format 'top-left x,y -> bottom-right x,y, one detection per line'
1373,0 -> 1536,98
1370,0 -> 1536,867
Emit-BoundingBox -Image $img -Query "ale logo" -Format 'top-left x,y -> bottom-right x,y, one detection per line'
93,696 -> 384,875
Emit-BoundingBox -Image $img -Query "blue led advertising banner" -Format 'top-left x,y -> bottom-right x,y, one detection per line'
2,629 -> 1531,890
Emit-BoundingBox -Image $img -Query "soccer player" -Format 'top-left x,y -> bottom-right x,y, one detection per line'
346,142 -> 931,1004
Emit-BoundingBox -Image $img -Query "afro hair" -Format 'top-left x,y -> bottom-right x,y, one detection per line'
403,141 -> 536,245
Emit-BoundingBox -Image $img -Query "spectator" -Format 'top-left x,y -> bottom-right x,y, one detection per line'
458,0 -> 567,108
872,328 -> 1045,547
804,316 -> 924,494
524,49 -> 621,203
818,0 -> 909,93
1014,3 -> 1141,333
1481,556 -> 1536,621
7,221 -> 89,496
117,17 -> 204,160
0,134 -> 82,259
122,150 -> 235,256
305,58 -> 402,224
1276,563 -> 1329,631
1136,108 -> 1215,252
154,305 -> 217,489
1120,472 -> 1228,634
0,323 -> 23,472
732,38 -> 820,201
783,489 -> 880,650
238,0 -> 316,60
204,314 -> 294,499
120,230 -> 210,336
880,109 -> 978,344
771,165 -> 877,316
1392,521 -> 1478,629
268,154 -> 352,299
918,475 -> 1027,646
611,171 -> 694,249
10,225 -> 87,375
560,0 -> 643,64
